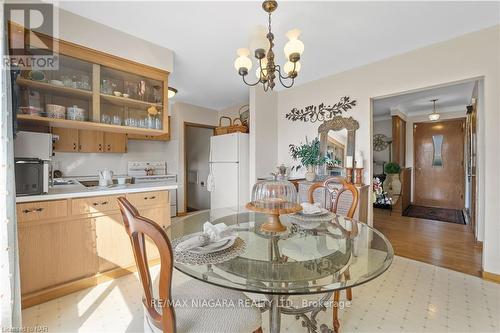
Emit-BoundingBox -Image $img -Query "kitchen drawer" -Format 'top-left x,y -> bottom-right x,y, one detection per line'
17,200 -> 68,222
71,195 -> 121,215
126,190 -> 169,208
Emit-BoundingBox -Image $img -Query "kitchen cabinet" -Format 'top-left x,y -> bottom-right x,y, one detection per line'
52,129 -> 127,153
104,132 -> 127,153
78,130 -> 103,152
94,212 -> 135,272
18,218 -> 97,295
12,21 -> 170,137
52,128 -> 78,152
17,189 -> 171,308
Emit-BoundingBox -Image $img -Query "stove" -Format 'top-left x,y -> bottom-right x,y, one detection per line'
128,161 -> 177,216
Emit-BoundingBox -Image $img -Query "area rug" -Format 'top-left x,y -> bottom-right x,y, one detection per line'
403,205 -> 465,225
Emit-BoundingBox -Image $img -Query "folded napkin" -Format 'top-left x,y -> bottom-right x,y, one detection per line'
175,222 -> 236,253
300,202 -> 323,214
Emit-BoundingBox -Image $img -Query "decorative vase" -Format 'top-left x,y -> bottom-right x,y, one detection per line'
305,165 -> 316,182
383,173 -> 402,204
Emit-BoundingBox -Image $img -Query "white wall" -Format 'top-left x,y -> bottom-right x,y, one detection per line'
249,86 -> 278,186
373,119 -> 392,175
56,8 -> 173,72
52,140 -> 177,177
185,126 -> 212,210
268,26 -> 499,275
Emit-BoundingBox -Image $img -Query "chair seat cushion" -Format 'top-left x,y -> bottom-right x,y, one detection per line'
145,278 -> 261,333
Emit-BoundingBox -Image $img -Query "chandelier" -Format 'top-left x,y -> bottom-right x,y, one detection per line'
428,99 -> 440,121
234,0 -> 304,91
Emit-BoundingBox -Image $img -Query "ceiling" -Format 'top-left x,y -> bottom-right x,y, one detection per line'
56,1 -> 499,110
372,80 -> 476,118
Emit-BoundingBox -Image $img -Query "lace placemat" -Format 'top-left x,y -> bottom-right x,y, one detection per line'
172,235 -> 246,265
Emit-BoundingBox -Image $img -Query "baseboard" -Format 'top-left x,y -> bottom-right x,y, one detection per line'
482,271 -> 500,284
21,258 -> 160,309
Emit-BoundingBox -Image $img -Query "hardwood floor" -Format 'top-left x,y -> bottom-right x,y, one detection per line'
373,208 -> 482,277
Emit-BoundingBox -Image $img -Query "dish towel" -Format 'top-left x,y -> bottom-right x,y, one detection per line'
175,222 -> 232,251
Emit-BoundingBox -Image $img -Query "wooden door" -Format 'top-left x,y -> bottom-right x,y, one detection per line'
18,218 -> 98,294
414,119 -> 465,209
52,128 -> 79,152
103,132 -> 127,153
78,130 -> 103,152
392,115 -> 406,166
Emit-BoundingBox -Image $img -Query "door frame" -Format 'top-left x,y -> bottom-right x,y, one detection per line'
369,76 -> 484,241
183,122 -> 216,214
412,117 -> 466,210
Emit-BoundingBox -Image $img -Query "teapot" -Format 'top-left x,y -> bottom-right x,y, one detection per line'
98,168 -> 114,187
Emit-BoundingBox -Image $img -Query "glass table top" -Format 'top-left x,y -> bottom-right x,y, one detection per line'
166,208 -> 393,295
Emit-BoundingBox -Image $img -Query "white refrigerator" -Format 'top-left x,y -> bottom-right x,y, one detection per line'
208,132 -> 249,210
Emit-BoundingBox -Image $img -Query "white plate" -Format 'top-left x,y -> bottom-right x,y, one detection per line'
188,237 -> 236,254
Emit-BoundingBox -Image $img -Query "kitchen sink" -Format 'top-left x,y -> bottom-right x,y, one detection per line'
79,179 -> 131,187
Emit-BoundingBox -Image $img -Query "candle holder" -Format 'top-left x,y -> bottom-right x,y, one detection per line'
354,168 -> 364,186
345,167 -> 354,184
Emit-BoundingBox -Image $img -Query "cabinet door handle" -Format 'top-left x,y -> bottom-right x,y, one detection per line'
35,207 -> 44,212
22,209 -> 33,213
149,196 -> 156,200
144,197 -> 148,200
92,202 -> 99,206
107,144 -> 111,151
73,143 -> 77,150
98,144 -> 102,151
101,201 -> 108,205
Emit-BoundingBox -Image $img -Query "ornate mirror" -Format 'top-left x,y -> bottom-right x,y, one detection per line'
318,115 -> 360,177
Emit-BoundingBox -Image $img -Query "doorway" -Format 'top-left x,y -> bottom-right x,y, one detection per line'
184,123 -> 215,212
371,78 -> 483,276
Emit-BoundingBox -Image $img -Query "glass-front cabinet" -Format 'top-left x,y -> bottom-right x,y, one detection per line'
11,23 -> 169,137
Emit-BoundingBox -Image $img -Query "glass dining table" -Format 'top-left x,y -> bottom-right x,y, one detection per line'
166,208 -> 394,333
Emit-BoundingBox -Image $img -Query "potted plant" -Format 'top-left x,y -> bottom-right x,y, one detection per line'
289,137 -> 330,181
383,162 -> 402,203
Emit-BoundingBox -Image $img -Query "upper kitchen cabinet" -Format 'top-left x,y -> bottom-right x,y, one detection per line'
11,23 -> 169,138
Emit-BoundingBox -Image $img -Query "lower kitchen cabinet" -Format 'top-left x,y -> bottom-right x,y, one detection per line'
94,212 -> 135,272
17,189 -> 171,308
18,218 -> 97,295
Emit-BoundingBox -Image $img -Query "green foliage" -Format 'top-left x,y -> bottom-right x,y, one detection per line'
289,137 -> 330,171
384,162 -> 401,174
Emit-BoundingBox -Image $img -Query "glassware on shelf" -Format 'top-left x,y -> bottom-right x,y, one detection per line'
101,79 -> 113,95
80,74 -> 91,90
112,115 -> 122,125
62,75 -> 72,88
137,80 -> 146,101
155,117 -> 162,130
153,85 -> 162,103
101,114 -> 111,124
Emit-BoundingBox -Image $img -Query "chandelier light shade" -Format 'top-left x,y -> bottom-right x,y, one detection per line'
234,0 -> 304,91
428,99 -> 440,121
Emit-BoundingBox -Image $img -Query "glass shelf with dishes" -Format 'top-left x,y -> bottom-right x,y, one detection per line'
16,54 -> 93,122
13,25 -> 169,136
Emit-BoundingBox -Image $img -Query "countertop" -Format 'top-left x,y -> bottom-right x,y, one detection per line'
16,179 -> 178,203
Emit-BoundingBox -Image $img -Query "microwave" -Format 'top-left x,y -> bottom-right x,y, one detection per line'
15,158 -> 49,196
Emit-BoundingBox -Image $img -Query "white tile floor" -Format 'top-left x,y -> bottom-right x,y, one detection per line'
22,256 -> 500,333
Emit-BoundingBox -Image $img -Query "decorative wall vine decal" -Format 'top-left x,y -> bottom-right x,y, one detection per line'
285,96 -> 357,123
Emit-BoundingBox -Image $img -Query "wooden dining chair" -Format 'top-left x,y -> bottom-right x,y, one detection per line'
307,177 -> 359,333
117,197 -> 262,333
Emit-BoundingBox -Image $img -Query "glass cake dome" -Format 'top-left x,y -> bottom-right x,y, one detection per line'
248,178 -> 299,213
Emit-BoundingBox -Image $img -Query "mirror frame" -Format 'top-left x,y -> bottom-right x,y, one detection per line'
318,115 -> 360,176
